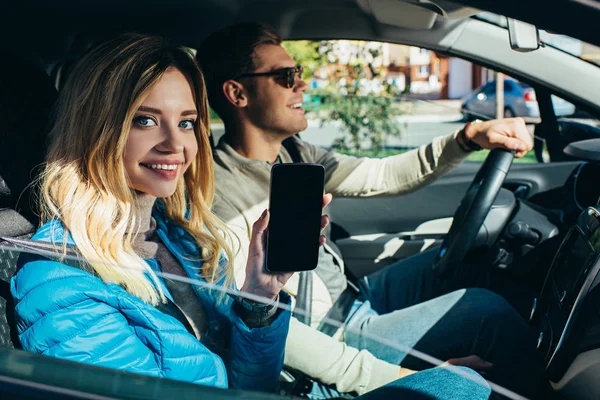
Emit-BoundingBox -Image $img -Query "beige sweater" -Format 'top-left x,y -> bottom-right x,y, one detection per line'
212,133 -> 468,395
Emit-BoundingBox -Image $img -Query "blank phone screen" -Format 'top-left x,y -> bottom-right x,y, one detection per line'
266,164 -> 324,272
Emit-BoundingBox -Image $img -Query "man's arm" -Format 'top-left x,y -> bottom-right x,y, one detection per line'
296,118 -> 533,198
298,133 -> 468,198
285,317 -> 402,395
213,191 -> 406,395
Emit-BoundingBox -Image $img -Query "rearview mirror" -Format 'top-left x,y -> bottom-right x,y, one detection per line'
507,18 -> 540,52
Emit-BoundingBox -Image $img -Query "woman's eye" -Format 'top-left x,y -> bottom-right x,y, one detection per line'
179,120 -> 195,130
133,116 -> 157,127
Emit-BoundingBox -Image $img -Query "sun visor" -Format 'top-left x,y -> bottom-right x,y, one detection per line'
357,0 -> 479,29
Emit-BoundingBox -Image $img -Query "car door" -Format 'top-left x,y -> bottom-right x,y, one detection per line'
282,39 -> 599,278
329,161 -> 579,277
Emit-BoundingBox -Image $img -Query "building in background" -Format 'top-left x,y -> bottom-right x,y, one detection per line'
316,40 -> 504,100
385,42 -> 491,100
315,17 -> 599,100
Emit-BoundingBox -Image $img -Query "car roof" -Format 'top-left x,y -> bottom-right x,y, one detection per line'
3,0 -> 600,60
453,0 -> 600,47
2,1 -> 599,112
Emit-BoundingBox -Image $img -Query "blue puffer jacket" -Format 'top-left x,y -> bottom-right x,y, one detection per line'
10,205 -> 291,392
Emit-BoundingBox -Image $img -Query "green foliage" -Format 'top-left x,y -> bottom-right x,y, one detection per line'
209,107 -> 221,122
281,41 -> 326,79
319,94 -> 402,155
284,40 -> 404,156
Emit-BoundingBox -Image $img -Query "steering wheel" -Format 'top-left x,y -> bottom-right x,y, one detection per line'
433,148 -> 514,276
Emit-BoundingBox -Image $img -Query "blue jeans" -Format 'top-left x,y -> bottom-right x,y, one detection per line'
357,366 -> 491,400
309,365 -> 491,400
341,248 -> 542,398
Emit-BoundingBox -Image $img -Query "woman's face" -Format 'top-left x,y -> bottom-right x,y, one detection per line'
123,67 -> 199,198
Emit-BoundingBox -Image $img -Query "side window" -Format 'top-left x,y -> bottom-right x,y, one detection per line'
552,95 -> 580,119
417,65 -> 430,77
537,93 -> 600,162
282,40 -> 539,164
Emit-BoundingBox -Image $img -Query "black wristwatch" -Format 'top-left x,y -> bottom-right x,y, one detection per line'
234,294 -> 280,328
237,295 -> 278,313
458,120 -> 483,152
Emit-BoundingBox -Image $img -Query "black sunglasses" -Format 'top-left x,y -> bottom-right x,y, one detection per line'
236,65 -> 304,88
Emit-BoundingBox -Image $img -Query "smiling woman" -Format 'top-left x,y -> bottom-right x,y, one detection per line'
39,34 -> 225,299
9,32 -> 297,393
124,69 -> 199,198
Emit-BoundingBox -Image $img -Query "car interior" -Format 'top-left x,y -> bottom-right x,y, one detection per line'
1,0 -> 600,399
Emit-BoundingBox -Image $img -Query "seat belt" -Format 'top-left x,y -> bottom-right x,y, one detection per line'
282,136 -> 369,337
281,136 -> 314,327
0,236 -> 197,337
535,87 -> 562,161
294,272 -> 313,325
278,136 -> 319,395
282,136 -> 302,165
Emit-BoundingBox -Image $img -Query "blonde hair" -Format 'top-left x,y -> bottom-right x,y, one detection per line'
40,33 -> 235,305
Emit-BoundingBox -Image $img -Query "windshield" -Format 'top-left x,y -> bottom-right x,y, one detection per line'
476,12 -> 600,67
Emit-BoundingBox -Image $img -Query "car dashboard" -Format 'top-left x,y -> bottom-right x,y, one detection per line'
517,156 -> 600,399
529,205 -> 600,397
474,152 -> 600,398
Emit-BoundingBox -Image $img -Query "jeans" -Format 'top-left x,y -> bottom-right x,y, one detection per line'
309,366 -> 491,400
357,366 -> 491,400
341,248 -> 543,398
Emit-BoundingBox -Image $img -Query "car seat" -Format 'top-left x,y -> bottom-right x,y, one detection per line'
0,51 -> 58,348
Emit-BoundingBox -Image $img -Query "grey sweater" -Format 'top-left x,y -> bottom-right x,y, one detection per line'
131,194 -> 209,340
131,194 -> 277,338
212,133 -> 468,395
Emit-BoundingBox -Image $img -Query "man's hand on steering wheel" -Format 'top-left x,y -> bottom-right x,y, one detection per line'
462,118 -> 534,158
434,118 -> 533,276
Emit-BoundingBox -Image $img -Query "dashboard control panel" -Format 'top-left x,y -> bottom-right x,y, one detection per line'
534,206 -> 600,381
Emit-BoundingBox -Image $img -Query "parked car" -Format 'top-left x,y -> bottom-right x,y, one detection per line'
461,79 -> 576,120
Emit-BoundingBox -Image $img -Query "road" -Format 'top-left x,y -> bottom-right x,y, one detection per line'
211,114 -> 466,150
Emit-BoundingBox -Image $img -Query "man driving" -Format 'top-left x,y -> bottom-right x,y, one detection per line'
198,22 -> 543,398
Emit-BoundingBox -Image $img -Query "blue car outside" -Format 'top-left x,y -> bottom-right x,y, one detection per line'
461,79 -> 575,120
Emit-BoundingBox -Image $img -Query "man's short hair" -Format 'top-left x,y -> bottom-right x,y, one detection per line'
197,22 -> 282,119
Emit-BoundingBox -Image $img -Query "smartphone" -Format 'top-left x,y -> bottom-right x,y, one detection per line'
265,163 -> 325,272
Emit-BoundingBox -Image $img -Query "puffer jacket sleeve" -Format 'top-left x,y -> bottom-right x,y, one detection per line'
11,258 -> 229,388
224,291 -> 292,392
199,282 -> 291,392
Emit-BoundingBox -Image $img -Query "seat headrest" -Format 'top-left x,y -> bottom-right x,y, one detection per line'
0,209 -> 34,238
0,52 -> 58,225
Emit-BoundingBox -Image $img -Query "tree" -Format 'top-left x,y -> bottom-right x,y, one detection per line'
284,40 -> 404,156
281,40 -> 326,80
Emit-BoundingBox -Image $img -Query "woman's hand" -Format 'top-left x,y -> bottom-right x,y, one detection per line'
240,193 -> 333,301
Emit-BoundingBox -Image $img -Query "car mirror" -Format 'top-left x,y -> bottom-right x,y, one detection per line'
507,17 -> 540,52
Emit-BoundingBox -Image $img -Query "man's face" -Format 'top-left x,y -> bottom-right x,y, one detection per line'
243,44 -> 308,137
